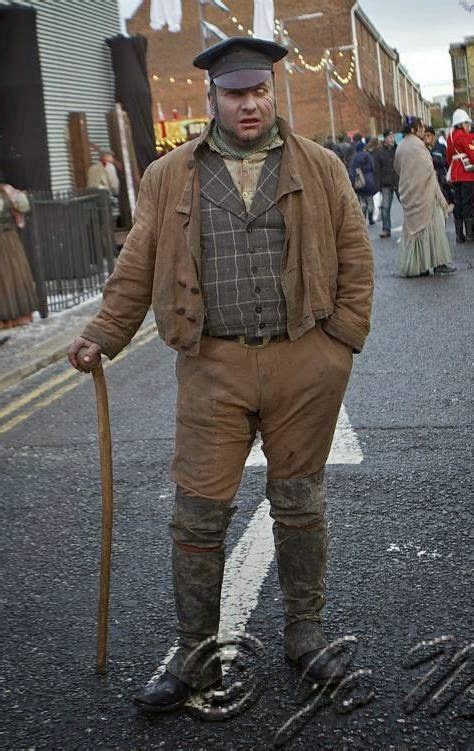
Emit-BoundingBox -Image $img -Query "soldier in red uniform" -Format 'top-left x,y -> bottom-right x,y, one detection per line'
446,109 -> 474,242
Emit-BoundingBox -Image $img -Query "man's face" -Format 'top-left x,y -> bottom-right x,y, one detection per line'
101,153 -> 114,164
384,133 -> 394,147
211,75 -> 276,145
424,132 -> 435,148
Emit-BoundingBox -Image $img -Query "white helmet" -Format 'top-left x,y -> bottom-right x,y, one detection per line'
451,108 -> 472,127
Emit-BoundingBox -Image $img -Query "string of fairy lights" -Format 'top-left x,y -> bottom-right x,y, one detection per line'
149,8 -> 355,89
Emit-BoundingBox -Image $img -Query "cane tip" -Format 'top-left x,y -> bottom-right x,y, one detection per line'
77,348 -> 101,372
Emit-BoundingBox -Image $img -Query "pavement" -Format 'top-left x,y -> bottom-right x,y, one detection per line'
0,296 -> 103,392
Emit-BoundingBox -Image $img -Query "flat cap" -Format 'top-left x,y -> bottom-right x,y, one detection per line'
193,36 -> 287,89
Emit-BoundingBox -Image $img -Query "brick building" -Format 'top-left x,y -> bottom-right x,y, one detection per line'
450,36 -> 474,117
126,0 -> 430,140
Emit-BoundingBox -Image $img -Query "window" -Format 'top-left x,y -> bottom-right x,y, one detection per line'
453,55 -> 467,81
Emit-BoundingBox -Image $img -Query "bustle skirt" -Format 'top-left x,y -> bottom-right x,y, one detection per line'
0,226 -> 38,328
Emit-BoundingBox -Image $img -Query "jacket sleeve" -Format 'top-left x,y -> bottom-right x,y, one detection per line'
322,158 -> 374,353
460,131 -> 474,165
372,151 -> 381,192
81,163 -> 159,359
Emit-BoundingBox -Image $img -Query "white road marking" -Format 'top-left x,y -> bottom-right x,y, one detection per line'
392,225 -> 403,232
387,542 -> 441,559
144,405 -> 362,689
245,404 -> 363,467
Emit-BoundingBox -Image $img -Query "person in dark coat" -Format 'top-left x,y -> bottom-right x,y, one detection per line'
336,134 -> 354,170
349,141 -> 377,223
424,126 -> 454,207
372,129 -> 398,238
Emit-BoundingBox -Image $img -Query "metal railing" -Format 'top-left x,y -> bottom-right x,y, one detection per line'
22,189 -> 115,317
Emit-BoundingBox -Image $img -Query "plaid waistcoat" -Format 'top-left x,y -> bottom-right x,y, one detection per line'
199,146 -> 287,337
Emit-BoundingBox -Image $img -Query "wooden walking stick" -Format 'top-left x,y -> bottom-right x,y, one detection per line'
77,349 -> 113,674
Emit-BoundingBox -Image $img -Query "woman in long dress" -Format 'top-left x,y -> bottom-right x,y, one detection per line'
0,177 -> 38,328
394,118 -> 455,277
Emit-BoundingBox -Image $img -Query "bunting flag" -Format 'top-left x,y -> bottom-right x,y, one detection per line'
253,0 -> 274,41
201,0 -> 230,11
150,0 -> 182,33
201,19 -> 228,42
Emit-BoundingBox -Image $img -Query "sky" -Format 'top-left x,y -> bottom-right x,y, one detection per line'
118,0 -> 473,100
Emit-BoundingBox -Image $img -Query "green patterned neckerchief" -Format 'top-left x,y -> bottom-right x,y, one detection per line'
208,121 -> 282,160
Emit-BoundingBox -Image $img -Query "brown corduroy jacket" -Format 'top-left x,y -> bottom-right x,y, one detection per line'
82,118 -> 373,357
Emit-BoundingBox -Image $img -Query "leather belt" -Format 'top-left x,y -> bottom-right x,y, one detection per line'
206,332 -> 288,348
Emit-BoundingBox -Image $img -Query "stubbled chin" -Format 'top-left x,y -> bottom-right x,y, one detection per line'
237,127 -> 261,141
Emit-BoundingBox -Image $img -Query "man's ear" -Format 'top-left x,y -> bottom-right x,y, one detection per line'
207,92 -> 217,116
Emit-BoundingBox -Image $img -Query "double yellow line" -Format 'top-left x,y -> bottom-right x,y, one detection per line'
0,324 -> 157,435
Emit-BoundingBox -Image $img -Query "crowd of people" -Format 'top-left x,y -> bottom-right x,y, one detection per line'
324,109 -> 474,277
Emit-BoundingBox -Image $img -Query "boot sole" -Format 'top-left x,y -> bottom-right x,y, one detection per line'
133,695 -> 190,714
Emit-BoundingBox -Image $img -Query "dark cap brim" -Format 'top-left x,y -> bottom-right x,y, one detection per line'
213,69 -> 271,90
193,37 -> 287,78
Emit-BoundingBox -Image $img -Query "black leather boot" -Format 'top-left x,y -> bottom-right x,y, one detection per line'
134,491 -> 235,713
455,217 -> 465,243
267,473 -> 347,684
133,671 -> 194,713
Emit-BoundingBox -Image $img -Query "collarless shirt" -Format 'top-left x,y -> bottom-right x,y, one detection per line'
207,131 -> 284,212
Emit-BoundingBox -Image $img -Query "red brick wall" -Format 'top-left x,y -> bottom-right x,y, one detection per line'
126,0 -> 414,140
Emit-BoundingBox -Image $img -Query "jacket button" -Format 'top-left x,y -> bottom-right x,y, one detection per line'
187,159 -> 195,169
170,336 -> 179,344
190,287 -> 200,295
176,307 -> 186,315
178,280 -> 187,288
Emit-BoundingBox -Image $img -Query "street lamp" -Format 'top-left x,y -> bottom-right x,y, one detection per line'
278,12 -> 324,128
324,44 -> 354,141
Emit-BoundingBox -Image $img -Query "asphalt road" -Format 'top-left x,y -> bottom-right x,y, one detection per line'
1,206 -> 472,750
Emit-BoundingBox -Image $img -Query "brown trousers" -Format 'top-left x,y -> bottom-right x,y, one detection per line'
172,326 -> 353,501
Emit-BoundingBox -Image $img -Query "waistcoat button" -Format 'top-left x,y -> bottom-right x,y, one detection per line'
176,307 -> 186,315
255,305 -> 262,313
187,159 -> 195,169
190,287 -> 200,294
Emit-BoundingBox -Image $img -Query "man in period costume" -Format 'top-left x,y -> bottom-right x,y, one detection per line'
87,148 -> 120,197
68,37 -> 373,713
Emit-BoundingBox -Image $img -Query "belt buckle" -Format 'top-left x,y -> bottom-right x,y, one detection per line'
240,334 -> 272,349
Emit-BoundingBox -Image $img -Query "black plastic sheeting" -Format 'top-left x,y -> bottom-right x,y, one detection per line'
106,34 -> 157,175
0,3 -> 51,190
